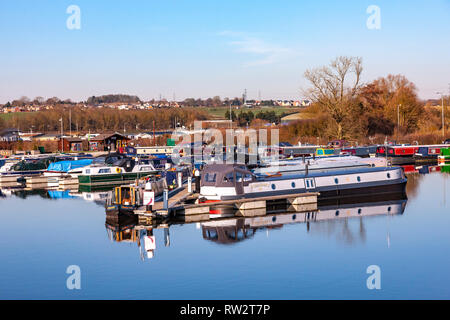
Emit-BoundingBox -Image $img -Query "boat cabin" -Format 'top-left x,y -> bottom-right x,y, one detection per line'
200,164 -> 255,197
315,148 -> 338,156
81,166 -> 123,176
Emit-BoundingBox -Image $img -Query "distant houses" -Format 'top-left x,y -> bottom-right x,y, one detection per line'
0,128 -> 21,142
274,99 -> 311,107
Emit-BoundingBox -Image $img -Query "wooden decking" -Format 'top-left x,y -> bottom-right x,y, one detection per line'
138,188 -> 319,223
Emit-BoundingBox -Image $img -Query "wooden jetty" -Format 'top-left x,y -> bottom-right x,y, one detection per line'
134,187 -> 319,223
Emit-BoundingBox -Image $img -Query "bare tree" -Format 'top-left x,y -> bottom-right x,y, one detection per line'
304,56 -> 363,139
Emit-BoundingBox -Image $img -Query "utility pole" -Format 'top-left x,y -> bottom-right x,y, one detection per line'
397,104 -> 401,142
229,102 -> 232,129
437,92 -> 445,139
69,108 -> 72,136
443,94 -> 445,139
60,117 -> 63,153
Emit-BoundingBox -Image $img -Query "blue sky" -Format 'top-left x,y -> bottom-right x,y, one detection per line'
0,0 -> 449,103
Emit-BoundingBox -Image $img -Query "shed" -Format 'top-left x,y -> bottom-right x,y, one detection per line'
59,137 -> 83,152
89,132 -> 131,152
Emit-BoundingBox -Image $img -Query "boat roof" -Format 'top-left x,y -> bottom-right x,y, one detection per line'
257,165 -> 401,181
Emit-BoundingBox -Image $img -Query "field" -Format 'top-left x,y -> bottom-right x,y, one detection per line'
198,106 -> 304,119
0,112 -> 32,121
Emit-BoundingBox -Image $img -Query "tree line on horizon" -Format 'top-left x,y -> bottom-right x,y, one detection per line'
1,94 -> 283,108
0,106 -> 209,133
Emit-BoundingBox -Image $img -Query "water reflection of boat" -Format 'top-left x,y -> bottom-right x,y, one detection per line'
401,164 -> 442,174
104,195 -> 407,259
201,199 -> 407,244
105,218 -> 168,261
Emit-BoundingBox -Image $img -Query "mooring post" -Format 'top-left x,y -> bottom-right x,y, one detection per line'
163,189 -> 169,210
188,176 -> 192,193
177,171 -> 182,188
306,160 -> 309,176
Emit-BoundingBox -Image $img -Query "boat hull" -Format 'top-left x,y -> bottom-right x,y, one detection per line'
78,172 -> 156,186
228,179 -> 408,201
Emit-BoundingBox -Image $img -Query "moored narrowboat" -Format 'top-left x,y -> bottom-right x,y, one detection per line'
438,148 -> 450,165
78,163 -> 158,186
199,163 -> 407,202
377,144 -> 450,164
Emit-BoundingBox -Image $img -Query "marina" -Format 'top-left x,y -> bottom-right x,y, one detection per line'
2,0 -> 450,306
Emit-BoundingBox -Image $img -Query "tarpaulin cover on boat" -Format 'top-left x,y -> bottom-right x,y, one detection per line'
12,158 -> 52,171
47,159 -> 93,172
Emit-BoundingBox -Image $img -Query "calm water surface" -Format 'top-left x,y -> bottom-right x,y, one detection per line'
1,166 -> 449,299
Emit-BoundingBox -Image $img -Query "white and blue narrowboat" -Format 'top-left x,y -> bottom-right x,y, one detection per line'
199,164 -> 407,201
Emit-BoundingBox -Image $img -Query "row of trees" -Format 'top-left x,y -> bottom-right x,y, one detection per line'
0,106 -> 208,133
2,95 -> 284,109
86,94 -> 140,105
225,110 -> 293,126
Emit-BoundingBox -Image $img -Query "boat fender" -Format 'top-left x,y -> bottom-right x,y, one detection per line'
116,168 -> 121,173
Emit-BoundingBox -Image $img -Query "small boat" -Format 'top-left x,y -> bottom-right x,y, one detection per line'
105,177 -> 168,215
43,159 -> 93,177
340,146 -> 379,157
78,162 -> 158,186
199,163 -> 407,202
377,144 -> 450,164
254,156 -> 387,176
414,146 -> 446,162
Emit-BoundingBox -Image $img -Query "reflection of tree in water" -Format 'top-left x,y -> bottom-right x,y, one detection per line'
307,217 -> 367,246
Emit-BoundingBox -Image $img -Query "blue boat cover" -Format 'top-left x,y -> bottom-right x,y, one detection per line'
47,159 -> 93,172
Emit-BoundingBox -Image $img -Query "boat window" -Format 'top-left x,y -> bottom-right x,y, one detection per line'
387,173 -> 391,178
236,172 -> 243,182
205,173 -> 217,183
271,184 -> 276,190
223,173 -> 234,183
317,149 -> 324,155
291,182 -> 296,188
99,168 -> 111,174
335,210 -> 340,216
357,176 -> 361,182
243,173 -> 253,182
334,178 -> 339,184
306,180 -> 310,188
85,169 -> 90,174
